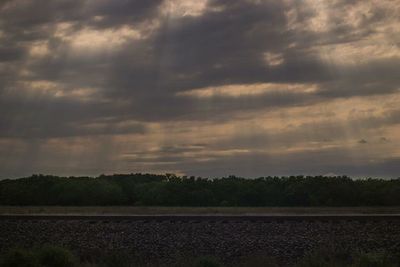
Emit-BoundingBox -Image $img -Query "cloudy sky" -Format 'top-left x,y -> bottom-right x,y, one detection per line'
0,0 -> 399,178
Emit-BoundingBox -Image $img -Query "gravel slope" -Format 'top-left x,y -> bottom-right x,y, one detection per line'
1,217 -> 400,266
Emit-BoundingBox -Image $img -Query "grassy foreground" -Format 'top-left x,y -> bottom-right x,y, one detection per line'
1,206 -> 400,215
1,245 -> 399,267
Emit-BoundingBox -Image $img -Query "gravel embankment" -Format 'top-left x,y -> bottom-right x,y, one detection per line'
1,217 -> 399,265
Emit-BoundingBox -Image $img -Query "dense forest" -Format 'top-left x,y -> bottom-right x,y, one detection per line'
1,174 -> 400,206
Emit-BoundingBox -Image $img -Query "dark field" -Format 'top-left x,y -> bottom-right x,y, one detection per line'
1,215 -> 400,266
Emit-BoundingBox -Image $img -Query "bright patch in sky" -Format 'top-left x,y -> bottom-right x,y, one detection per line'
0,0 -> 399,178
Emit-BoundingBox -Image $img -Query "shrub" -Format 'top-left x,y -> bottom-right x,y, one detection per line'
0,248 -> 39,267
238,255 -> 279,267
297,248 -> 350,267
352,253 -> 395,267
100,251 -> 136,267
193,256 -> 223,267
36,246 -> 77,267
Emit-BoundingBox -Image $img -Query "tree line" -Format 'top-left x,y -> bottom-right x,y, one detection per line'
0,174 -> 399,206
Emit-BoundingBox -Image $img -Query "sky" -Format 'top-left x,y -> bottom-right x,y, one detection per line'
0,0 -> 399,179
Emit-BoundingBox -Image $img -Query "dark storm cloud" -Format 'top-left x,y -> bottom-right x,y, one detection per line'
0,115 -> 147,139
172,149 -> 400,179
316,58 -> 400,98
87,0 -> 164,28
0,0 -> 165,139
0,0 -> 163,30
103,0 -> 330,97
210,106 -> 400,152
15,0 -> 396,122
0,91 -> 148,138
20,0 -> 330,124
0,0 -> 399,177
0,46 -> 26,62
118,147 -> 400,179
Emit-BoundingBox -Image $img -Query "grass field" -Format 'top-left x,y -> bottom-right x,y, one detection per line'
1,206 -> 400,215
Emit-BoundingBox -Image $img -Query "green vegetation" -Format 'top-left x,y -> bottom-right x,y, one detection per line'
0,248 -> 38,267
1,246 -> 399,267
1,174 -> 400,206
298,249 -> 398,267
193,257 -> 223,267
0,246 -> 77,267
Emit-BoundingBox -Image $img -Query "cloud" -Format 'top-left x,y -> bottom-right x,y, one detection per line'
0,0 -> 399,177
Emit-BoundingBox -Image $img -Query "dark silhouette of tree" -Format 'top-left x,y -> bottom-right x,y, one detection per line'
0,174 -> 399,206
